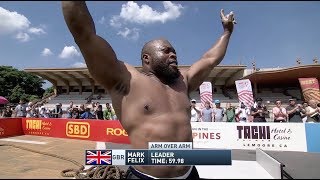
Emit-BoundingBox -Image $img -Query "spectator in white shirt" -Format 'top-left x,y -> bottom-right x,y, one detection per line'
235,102 -> 250,122
190,99 -> 201,122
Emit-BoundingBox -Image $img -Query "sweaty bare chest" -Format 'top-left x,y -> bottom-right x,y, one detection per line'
126,78 -> 190,115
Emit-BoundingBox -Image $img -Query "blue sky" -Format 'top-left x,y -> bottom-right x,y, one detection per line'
0,1 -> 319,88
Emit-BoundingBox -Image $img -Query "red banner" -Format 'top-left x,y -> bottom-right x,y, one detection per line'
298,78 -> 320,103
0,118 -> 24,138
21,118 -> 130,144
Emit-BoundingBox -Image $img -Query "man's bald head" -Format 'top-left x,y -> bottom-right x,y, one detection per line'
141,39 -> 171,61
140,38 -> 180,84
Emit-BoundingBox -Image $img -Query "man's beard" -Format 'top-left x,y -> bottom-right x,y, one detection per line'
153,62 -> 180,84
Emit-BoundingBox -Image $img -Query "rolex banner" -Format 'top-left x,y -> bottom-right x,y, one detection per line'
298,78 -> 320,103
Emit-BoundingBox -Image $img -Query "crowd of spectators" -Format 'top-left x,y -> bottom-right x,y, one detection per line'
1,97 -> 319,123
0,99 -> 117,120
190,97 -> 320,123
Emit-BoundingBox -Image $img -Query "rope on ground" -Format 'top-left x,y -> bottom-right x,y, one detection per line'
0,143 -> 127,179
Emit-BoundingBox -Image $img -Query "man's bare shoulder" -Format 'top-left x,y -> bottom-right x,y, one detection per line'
105,61 -> 145,94
120,61 -> 141,74
179,68 -> 188,79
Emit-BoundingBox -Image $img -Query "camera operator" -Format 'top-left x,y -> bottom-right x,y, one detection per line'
286,99 -> 304,123
251,98 -> 269,122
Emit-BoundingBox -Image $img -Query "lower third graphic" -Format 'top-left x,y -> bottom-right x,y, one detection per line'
86,150 -> 112,165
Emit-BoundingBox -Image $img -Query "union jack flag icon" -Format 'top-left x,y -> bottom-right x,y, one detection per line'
85,150 -> 112,165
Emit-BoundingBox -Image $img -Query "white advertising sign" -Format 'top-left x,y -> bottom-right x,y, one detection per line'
199,82 -> 213,108
191,122 -> 228,149
192,122 -> 307,152
235,79 -> 254,107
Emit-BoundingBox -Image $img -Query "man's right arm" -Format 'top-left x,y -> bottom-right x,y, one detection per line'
250,107 -> 259,116
62,1 -> 130,91
13,106 -> 18,117
286,106 -> 297,115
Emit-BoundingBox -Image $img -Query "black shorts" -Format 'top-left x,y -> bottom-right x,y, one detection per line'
125,166 -> 200,179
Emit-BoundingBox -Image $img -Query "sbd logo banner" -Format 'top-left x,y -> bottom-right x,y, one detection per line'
66,122 -> 90,138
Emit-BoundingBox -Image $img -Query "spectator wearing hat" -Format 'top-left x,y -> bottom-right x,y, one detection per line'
39,106 -> 48,118
251,97 -> 268,122
190,99 -> 201,122
286,99 -> 304,123
52,103 -> 62,118
213,100 -> 224,122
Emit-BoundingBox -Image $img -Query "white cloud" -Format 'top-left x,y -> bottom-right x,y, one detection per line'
98,16 -> 106,25
59,46 -> 81,59
0,7 -> 30,35
0,7 -> 46,42
41,48 -> 53,56
117,27 -> 139,40
15,32 -> 30,42
72,62 -> 87,68
28,27 -> 46,35
110,16 -> 122,28
110,1 -> 183,28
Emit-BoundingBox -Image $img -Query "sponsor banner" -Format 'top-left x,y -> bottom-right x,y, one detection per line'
192,123 -> 307,152
235,79 -> 254,107
0,118 -> 24,138
305,123 -> 320,153
0,118 -> 311,152
22,118 -> 130,144
199,82 -> 213,108
298,78 -> 320,103
234,123 -> 307,151
191,122 -> 223,149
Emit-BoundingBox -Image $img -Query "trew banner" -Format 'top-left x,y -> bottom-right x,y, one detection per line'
22,118 -> 130,144
235,79 -> 254,107
199,82 -> 213,108
298,78 -> 320,103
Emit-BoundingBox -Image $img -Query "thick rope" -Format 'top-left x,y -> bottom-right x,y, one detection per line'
0,143 -> 127,179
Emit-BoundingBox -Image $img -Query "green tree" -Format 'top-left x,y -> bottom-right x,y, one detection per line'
0,66 -> 45,103
44,86 -> 54,97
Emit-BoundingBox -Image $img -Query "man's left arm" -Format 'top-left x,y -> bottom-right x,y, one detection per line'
212,110 -> 216,122
186,9 -> 236,92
